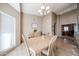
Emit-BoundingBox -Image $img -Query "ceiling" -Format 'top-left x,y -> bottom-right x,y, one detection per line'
9,3 -> 20,12
22,3 -> 77,16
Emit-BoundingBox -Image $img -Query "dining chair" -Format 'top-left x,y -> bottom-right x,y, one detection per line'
41,35 -> 57,56
22,34 -> 36,56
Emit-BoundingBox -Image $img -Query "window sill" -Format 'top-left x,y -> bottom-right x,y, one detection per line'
0,46 -> 16,56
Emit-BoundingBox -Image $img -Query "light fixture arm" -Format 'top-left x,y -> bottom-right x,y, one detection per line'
38,3 -> 51,15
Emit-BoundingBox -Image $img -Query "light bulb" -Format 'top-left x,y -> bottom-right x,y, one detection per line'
47,10 -> 50,14
46,6 -> 50,10
40,12 -> 43,15
38,9 -> 41,12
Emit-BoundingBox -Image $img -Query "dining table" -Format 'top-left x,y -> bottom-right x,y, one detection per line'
27,36 -> 51,55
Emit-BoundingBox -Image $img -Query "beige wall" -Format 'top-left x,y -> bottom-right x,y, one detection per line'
23,12 -> 57,37
42,13 -> 56,35
60,9 -> 77,25
56,9 -> 79,39
56,15 -> 61,36
42,13 -> 52,35
0,3 -> 20,46
23,13 -> 42,37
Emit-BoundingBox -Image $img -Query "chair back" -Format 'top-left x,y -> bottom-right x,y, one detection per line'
22,34 -> 31,56
48,35 -> 57,56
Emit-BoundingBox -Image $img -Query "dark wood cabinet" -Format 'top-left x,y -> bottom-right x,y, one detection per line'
61,24 -> 74,37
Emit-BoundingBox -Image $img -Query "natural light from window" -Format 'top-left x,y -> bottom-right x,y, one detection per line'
0,11 -> 16,51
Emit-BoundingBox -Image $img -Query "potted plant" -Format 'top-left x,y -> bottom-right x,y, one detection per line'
34,29 -> 37,32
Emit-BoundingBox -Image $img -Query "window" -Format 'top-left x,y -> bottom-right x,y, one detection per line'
64,26 -> 69,31
0,11 -> 16,51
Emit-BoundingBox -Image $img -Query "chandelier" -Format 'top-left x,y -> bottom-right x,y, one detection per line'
38,3 -> 51,15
